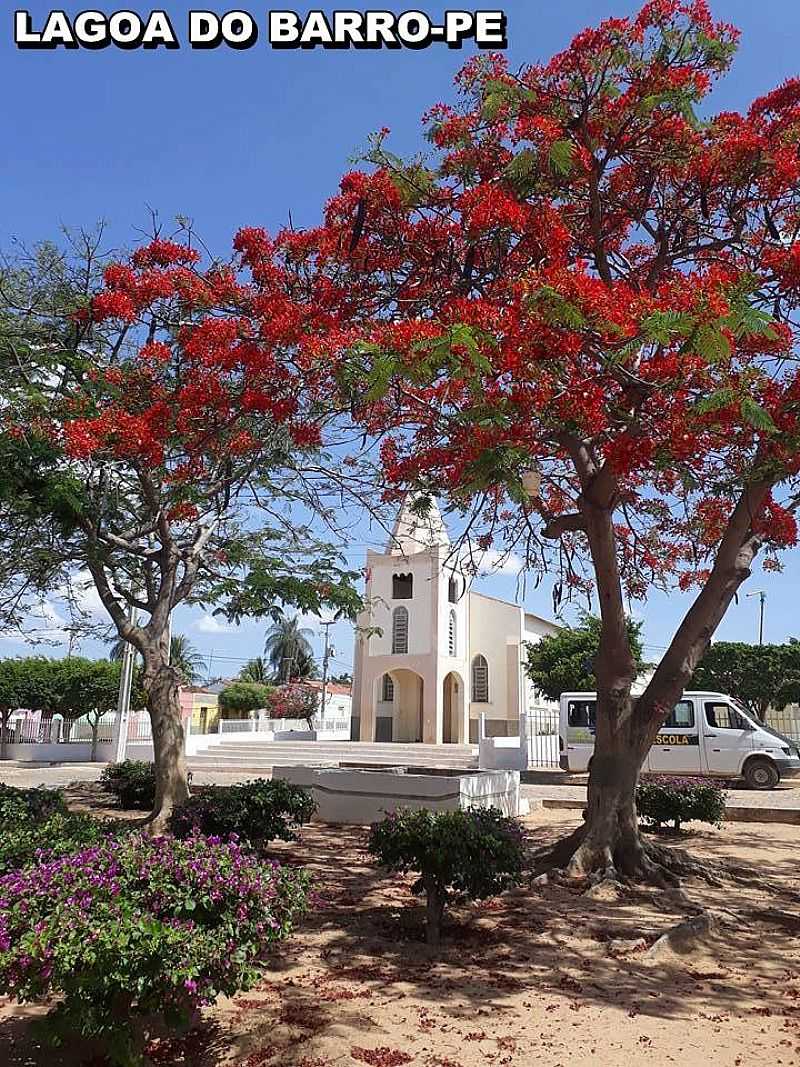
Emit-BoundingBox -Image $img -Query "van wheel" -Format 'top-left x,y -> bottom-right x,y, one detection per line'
744,757 -> 780,790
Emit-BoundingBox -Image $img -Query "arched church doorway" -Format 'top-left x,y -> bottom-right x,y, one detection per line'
373,669 -> 424,742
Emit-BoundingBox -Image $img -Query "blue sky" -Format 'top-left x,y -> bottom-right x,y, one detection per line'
3,2 -> 800,675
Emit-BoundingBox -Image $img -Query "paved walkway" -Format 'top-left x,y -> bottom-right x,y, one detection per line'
3,760 -> 800,811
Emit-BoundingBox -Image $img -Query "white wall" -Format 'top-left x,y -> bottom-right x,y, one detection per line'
364,550 -> 434,657
468,592 -> 523,724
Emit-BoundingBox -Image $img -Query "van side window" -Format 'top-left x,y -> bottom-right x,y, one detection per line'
663,701 -> 695,729
705,702 -> 746,730
567,700 -> 596,728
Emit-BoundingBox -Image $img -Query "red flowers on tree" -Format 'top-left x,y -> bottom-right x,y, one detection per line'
267,683 -> 320,731
244,1 -> 800,883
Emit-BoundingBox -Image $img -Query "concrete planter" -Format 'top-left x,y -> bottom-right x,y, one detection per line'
273,766 -> 522,824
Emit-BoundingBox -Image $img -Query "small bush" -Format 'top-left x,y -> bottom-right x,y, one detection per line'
99,759 -> 156,810
0,832 -> 309,1065
169,779 -> 316,844
0,811 -> 119,875
0,783 -> 67,821
368,807 -> 525,945
637,776 -> 727,832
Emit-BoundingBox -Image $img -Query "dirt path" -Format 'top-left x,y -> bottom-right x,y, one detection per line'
4,808 -> 800,1066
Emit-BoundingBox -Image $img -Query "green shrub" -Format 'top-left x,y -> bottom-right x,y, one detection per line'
0,811 -> 119,875
368,807 -> 525,945
169,778 -> 316,843
0,783 -> 67,821
99,759 -> 156,810
0,831 -> 309,1066
637,776 -> 727,832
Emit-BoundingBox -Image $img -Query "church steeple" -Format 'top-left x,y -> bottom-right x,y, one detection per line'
386,494 -> 449,556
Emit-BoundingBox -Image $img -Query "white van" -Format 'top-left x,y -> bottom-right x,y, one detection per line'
559,691 -> 800,789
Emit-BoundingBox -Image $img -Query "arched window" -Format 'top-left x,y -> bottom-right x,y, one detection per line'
381,673 -> 394,702
448,609 -> 457,656
448,575 -> 459,603
392,572 -> 413,599
472,655 -> 489,703
392,606 -> 409,654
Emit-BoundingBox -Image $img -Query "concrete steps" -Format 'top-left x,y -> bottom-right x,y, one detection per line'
187,740 -> 479,773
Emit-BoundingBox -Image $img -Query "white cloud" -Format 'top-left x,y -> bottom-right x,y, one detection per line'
0,600 -> 71,644
193,613 -> 236,635
458,545 -> 524,577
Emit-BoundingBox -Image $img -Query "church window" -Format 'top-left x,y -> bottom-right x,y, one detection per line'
448,610 -> 457,656
393,572 -> 413,599
392,607 -> 409,654
382,673 -> 394,702
472,655 -> 489,703
448,575 -> 459,603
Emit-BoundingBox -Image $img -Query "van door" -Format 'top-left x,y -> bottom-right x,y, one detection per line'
702,700 -> 752,776
646,699 -> 702,774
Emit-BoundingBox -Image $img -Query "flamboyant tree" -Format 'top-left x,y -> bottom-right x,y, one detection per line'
234,0 -> 800,883
0,229 -> 364,828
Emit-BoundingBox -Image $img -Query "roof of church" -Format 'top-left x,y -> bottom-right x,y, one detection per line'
469,589 -> 561,631
386,494 -> 449,556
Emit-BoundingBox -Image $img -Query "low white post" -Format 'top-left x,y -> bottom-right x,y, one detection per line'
518,710 -> 529,770
479,712 -> 487,741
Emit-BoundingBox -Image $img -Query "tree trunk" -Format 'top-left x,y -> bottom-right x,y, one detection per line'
144,659 -> 190,832
566,718 -> 671,881
423,873 -> 445,946
90,719 -> 99,763
0,708 -> 8,760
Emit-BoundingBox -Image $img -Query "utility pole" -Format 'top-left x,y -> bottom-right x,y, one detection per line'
746,590 -> 766,645
319,621 -> 335,723
112,604 -> 138,763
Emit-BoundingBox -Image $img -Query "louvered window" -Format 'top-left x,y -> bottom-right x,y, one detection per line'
448,610 -> 457,656
392,607 -> 409,654
472,655 -> 489,703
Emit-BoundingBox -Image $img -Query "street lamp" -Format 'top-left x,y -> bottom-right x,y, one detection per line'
746,590 -> 766,645
112,604 -> 138,763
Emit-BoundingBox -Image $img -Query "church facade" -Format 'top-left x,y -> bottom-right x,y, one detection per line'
351,499 -> 560,745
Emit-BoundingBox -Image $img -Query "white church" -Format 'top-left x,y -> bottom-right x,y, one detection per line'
351,498 -> 561,745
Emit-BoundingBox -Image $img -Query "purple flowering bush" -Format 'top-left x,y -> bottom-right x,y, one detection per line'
368,807 -> 525,946
0,831 -> 309,1064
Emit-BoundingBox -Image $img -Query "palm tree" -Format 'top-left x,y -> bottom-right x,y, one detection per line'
239,656 -> 269,684
264,613 -> 316,682
169,634 -> 205,685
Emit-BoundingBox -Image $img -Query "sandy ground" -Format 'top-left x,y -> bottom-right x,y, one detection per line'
3,804 -> 800,1067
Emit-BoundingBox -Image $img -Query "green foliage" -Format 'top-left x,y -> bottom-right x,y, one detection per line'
218,681 -> 272,716
0,784 -> 119,876
690,640 -> 800,720
0,783 -> 67,821
0,810 -> 117,876
169,779 -> 316,844
368,807 -> 524,944
99,760 -> 156,810
0,831 -> 309,1066
167,633 -> 205,684
238,656 -> 269,684
263,611 -> 317,682
637,777 -> 727,832
548,139 -> 576,176
524,613 -> 645,700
